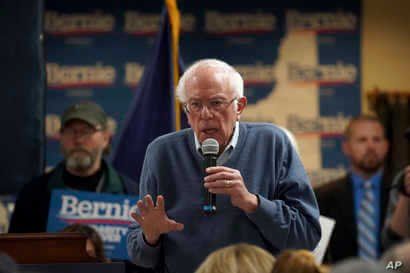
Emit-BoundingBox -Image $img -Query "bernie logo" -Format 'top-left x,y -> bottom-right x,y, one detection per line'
58,195 -> 137,225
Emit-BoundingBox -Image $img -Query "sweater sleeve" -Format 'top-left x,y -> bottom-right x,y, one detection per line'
127,145 -> 161,268
246,135 -> 321,251
127,222 -> 161,268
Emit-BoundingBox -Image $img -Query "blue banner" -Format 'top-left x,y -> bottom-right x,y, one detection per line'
44,0 -> 361,187
47,189 -> 139,260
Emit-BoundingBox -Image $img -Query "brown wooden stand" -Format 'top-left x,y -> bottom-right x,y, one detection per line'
0,233 -> 97,264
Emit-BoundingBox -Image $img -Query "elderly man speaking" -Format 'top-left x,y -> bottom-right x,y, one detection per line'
127,59 -> 321,273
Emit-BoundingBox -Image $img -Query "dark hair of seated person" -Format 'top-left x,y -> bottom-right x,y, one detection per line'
61,224 -> 108,262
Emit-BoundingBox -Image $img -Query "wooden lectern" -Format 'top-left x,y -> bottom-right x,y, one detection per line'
0,233 -> 97,264
0,233 -> 126,273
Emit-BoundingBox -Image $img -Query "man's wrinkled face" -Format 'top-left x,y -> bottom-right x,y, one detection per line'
60,120 -> 109,173
184,67 -> 246,152
343,121 -> 388,175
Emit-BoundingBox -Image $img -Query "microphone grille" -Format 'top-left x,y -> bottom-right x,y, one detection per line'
201,138 -> 219,155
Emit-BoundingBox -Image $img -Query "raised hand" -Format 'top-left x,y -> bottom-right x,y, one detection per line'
131,194 -> 184,245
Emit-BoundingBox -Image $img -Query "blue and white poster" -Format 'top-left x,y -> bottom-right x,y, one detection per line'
47,189 -> 139,260
44,0 -> 361,187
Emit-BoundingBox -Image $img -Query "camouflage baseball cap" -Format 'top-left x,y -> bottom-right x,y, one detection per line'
61,102 -> 107,130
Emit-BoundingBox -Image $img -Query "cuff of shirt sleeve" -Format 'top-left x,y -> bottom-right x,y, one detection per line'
246,194 -> 272,218
245,194 -> 279,231
143,233 -> 161,247
244,194 -> 294,251
137,230 -> 161,254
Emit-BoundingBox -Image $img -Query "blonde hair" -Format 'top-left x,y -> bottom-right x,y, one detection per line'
195,243 -> 275,273
272,250 -> 329,273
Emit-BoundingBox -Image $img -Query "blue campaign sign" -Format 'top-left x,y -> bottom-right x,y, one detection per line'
47,189 -> 139,260
44,0 -> 361,186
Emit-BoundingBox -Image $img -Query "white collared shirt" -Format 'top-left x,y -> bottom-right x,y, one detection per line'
194,122 -> 239,165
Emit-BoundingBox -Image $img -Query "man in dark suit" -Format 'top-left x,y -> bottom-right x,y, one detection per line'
315,115 -> 391,263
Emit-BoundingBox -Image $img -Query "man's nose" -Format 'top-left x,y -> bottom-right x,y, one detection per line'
366,140 -> 378,150
72,133 -> 87,143
199,105 -> 214,119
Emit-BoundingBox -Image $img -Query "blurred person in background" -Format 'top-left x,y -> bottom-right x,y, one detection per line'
61,224 -> 108,262
382,128 -> 410,250
9,102 -> 137,233
382,164 -> 410,249
315,115 -> 391,263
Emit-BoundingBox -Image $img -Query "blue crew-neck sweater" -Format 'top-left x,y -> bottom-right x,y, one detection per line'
127,122 -> 321,273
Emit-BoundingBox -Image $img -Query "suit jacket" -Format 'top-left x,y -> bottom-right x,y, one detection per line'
314,172 -> 391,264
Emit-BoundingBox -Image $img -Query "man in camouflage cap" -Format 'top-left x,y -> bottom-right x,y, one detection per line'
59,101 -> 110,175
9,101 -> 137,233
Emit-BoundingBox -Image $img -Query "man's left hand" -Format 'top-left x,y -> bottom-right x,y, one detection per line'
204,166 -> 258,213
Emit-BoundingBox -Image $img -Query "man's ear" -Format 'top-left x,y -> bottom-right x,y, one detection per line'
102,130 -> 111,147
235,96 -> 247,121
237,97 -> 247,114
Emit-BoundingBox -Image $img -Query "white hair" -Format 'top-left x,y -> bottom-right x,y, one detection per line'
176,59 -> 244,103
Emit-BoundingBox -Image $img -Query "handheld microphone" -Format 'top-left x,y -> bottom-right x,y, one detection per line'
201,138 -> 219,215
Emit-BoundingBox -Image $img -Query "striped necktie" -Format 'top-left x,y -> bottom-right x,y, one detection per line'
357,180 -> 378,261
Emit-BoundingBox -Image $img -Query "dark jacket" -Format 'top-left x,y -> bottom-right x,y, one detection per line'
314,172 -> 391,264
8,160 -> 138,233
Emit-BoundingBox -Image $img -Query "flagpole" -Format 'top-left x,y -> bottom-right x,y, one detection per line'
165,0 -> 181,131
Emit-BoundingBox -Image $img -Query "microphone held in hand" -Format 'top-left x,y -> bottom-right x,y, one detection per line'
201,138 -> 219,215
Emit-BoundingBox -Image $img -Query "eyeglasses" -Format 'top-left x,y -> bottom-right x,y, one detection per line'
60,127 -> 100,138
184,97 -> 238,114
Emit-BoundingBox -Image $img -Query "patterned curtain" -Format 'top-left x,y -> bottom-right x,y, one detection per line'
369,91 -> 410,175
